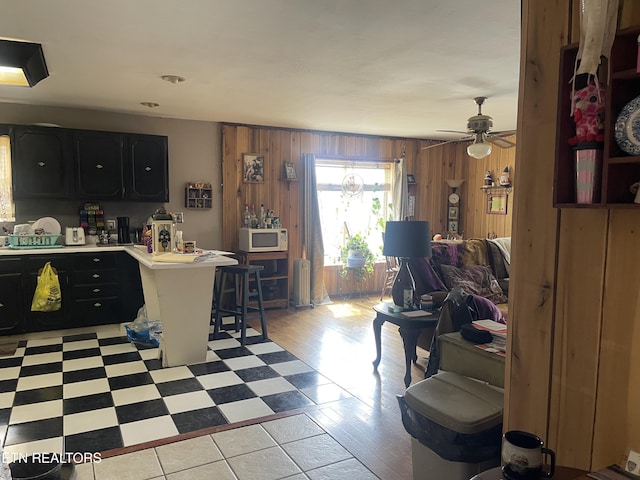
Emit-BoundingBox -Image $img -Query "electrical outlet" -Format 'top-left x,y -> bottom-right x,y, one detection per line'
106,219 -> 116,231
626,449 -> 640,476
174,212 -> 184,223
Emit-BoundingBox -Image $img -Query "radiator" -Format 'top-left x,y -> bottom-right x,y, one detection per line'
293,259 -> 311,306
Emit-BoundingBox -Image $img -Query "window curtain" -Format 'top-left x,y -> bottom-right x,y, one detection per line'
0,136 -> 15,222
392,157 -> 408,220
302,153 -> 331,305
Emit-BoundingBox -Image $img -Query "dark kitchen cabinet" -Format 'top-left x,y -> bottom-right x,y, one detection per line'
5,123 -> 168,203
24,255 -> 71,332
74,130 -> 125,200
127,134 -> 169,202
0,257 -> 26,334
71,252 -> 122,327
0,251 -> 145,336
73,130 -> 168,202
11,125 -> 72,199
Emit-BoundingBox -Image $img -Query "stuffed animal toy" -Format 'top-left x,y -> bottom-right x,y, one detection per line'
568,80 -> 605,145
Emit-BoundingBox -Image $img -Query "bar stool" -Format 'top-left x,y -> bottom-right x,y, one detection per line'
212,264 -> 268,345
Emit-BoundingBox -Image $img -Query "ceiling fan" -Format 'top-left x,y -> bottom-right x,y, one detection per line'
422,96 -> 516,159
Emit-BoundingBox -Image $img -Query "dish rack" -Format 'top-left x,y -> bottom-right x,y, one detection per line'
7,234 -> 63,249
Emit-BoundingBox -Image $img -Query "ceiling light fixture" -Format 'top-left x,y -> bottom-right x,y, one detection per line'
140,102 -> 160,108
0,39 -> 49,87
161,75 -> 185,84
467,134 -> 492,159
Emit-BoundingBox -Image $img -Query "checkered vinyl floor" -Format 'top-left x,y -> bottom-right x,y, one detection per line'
0,322 -> 349,456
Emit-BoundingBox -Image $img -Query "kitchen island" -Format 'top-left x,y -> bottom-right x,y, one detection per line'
0,244 -> 238,367
126,246 -> 238,367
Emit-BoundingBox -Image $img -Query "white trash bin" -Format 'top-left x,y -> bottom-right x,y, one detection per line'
399,371 -> 504,480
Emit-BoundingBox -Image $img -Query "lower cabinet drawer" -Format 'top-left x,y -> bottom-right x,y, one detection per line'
74,284 -> 120,299
74,269 -> 118,284
71,297 -> 121,326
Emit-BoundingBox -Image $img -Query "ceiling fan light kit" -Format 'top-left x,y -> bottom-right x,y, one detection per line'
467,140 -> 492,159
421,96 -> 516,155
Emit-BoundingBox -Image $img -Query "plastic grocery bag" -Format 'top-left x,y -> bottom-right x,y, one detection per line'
125,305 -> 162,347
30,262 -> 62,312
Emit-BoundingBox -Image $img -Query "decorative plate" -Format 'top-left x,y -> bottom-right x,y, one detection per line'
32,216 -> 61,235
614,95 -> 640,155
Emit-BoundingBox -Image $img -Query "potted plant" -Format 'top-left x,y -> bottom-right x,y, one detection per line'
339,232 -> 375,282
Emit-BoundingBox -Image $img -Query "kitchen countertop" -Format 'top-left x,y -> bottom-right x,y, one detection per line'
0,244 -> 238,269
0,243 -> 130,255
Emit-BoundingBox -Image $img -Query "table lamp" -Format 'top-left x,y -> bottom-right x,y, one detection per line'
383,221 -> 431,309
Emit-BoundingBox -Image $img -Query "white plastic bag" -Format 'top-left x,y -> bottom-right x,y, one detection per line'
124,305 -> 162,347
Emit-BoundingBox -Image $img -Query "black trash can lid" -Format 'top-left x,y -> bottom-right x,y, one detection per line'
405,371 -> 504,435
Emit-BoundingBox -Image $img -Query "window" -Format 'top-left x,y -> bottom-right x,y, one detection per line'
315,158 -> 394,264
0,135 -> 14,222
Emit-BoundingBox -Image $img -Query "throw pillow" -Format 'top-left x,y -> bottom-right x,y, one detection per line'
439,264 -> 508,305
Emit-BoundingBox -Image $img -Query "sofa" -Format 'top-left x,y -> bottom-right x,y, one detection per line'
409,238 -> 511,322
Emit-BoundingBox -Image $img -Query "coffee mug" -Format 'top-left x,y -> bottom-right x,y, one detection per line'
501,430 -> 555,479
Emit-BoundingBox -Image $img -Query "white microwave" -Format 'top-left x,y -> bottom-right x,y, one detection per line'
239,228 -> 288,252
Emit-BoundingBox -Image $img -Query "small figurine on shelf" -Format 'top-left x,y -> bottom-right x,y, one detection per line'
568,79 -> 605,146
483,171 -> 493,187
499,166 -> 511,187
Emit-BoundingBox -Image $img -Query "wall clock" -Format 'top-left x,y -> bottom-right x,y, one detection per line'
446,180 -> 464,235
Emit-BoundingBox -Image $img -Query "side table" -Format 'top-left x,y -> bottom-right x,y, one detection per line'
372,303 -> 438,387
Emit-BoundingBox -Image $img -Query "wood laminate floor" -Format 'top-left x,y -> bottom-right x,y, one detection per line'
254,295 -> 431,480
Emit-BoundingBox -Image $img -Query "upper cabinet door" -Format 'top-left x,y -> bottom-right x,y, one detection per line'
126,134 -> 169,202
12,126 -> 71,199
74,130 -> 125,200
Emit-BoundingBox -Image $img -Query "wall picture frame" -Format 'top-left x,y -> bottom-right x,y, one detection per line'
407,174 -> 416,184
487,193 -> 508,215
448,220 -> 459,233
448,206 -> 459,220
243,153 -> 265,183
284,162 -> 297,180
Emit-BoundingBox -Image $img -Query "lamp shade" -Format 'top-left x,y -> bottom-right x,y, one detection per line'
467,141 -> 492,159
0,40 -> 49,87
383,221 -> 431,258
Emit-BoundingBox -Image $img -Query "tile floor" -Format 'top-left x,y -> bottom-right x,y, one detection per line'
73,413 -> 379,479
0,320 -> 352,458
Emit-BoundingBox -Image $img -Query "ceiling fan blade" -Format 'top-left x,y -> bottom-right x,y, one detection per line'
487,130 -> 517,138
421,138 -> 462,150
486,136 -> 516,149
436,129 -> 470,135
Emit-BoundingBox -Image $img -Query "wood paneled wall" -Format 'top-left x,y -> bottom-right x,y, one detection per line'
507,0 -> 640,471
221,124 -> 514,258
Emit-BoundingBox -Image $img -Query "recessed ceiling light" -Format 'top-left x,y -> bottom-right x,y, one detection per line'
161,75 -> 185,84
140,102 -> 159,108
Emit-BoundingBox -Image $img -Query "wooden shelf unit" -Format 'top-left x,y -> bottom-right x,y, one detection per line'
554,26 -> 640,207
185,183 -> 212,209
237,250 -> 289,309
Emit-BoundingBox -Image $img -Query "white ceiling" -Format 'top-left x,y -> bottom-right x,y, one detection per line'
0,0 -> 520,140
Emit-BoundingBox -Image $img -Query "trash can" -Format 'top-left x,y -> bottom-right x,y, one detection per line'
398,371 -> 504,480
9,455 -> 63,480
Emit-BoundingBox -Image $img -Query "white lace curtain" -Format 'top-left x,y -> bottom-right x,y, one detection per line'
0,135 -> 15,222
